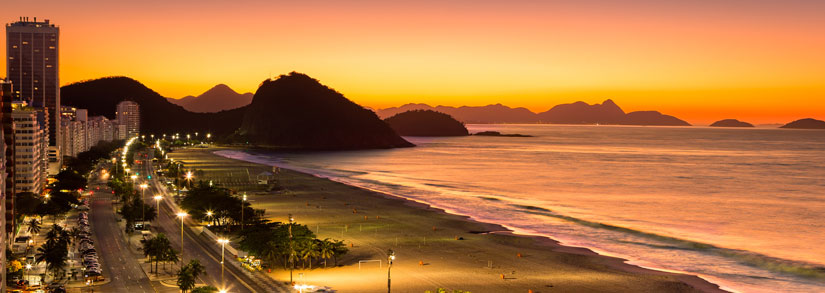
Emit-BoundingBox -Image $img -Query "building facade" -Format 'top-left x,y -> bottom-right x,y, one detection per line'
6,17 -> 61,174
11,102 -> 46,195
1,81 -> 15,247
116,101 -> 140,139
60,106 -> 117,157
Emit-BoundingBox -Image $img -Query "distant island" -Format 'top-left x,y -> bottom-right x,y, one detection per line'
237,72 -> 413,149
168,84 -> 253,113
710,119 -> 754,128
384,110 -> 469,136
377,99 -> 691,126
780,118 -> 825,129
473,131 -> 533,137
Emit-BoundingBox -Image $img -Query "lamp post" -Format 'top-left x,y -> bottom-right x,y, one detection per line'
288,214 -> 294,285
217,238 -> 229,288
176,212 -> 188,270
387,249 -> 395,293
140,183 -> 148,224
153,195 -> 163,220
206,211 -> 214,226
240,193 -> 247,230
185,171 -> 193,189
25,263 -> 32,284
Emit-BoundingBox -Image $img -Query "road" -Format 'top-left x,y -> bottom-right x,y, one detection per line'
135,151 -> 287,293
88,179 -> 162,293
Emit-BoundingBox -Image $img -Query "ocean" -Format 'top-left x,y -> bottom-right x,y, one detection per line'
215,124 -> 825,292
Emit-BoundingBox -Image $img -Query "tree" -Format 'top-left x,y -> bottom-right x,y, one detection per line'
15,192 -> 42,217
177,260 -> 206,293
318,239 -> 335,268
299,239 -> 320,269
35,227 -> 69,283
142,233 -> 175,274
26,219 -> 41,235
53,170 -> 87,191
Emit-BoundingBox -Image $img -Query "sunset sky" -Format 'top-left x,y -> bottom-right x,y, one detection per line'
3,0 -> 824,124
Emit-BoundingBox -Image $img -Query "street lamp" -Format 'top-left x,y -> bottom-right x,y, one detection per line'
176,212 -> 188,270
206,210 -> 214,226
140,183 -> 148,223
240,193 -> 247,230
217,238 -> 229,288
185,171 -> 193,189
25,263 -> 32,284
288,214 -> 294,285
387,249 -> 395,293
153,195 -> 163,220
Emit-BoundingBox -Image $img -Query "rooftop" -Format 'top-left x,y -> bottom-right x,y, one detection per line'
7,17 -> 57,28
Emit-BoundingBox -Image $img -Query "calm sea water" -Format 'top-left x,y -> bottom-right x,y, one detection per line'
216,124 -> 825,292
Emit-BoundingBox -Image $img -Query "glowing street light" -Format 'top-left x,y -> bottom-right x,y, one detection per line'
288,214 -> 295,284
240,193 -> 247,230
176,211 -> 188,270
140,183 -> 149,223
387,249 -> 396,293
217,238 -> 230,287
185,171 -> 194,189
206,210 -> 214,226
153,195 -> 163,220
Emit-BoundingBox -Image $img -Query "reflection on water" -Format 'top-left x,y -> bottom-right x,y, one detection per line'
217,124 -> 825,292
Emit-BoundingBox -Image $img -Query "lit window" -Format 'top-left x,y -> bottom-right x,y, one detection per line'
22,41 -> 29,45
48,46 -> 55,49
12,45 -> 17,49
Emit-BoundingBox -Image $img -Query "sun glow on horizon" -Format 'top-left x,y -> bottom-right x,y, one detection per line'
3,0 -> 824,125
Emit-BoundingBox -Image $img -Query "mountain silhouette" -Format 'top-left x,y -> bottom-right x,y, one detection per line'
710,119 -> 754,127
537,99 -> 626,124
237,72 -> 413,149
780,118 -> 825,129
378,99 -> 690,126
61,77 -> 245,136
378,103 -> 538,123
384,110 -> 469,136
167,84 -> 253,113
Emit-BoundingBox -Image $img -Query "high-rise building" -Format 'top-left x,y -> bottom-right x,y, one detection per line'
0,86 -> 8,293
6,17 -> 61,174
116,101 -> 140,138
12,102 -> 46,195
1,81 -> 15,244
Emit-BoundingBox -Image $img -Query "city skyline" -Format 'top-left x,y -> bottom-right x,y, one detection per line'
1,1 -> 824,124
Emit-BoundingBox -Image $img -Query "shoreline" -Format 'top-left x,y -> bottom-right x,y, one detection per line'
170,146 -> 727,292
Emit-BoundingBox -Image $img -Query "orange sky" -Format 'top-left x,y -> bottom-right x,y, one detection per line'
3,0 -> 824,125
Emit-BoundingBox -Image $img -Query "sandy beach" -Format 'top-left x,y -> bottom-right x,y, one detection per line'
166,146 -> 725,293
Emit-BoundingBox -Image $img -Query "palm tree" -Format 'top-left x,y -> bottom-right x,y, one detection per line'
318,239 -> 335,268
331,239 -> 348,266
177,260 -> 206,293
26,219 -> 41,235
35,239 -> 68,283
300,240 -> 320,269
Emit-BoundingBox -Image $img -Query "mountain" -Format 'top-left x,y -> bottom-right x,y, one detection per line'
61,77 -> 245,137
780,118 -> 825,129
536,99 -> 626,124
167,84 -> 254,113
384,110 -> 469,136
377,103 -> 538,123
377,99 -> 690,126
710,119 -> 754,127
623,111 -> 691,126
238,72 -> 413,150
